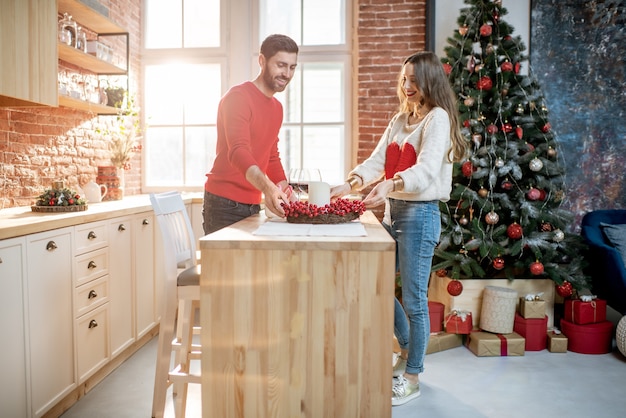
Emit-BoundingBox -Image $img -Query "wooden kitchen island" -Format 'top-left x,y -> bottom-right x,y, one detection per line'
199,211 -> 396,418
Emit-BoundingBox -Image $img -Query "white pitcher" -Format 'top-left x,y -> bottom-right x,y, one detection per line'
84,180 -> 107,203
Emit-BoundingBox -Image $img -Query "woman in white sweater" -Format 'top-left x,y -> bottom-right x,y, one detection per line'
332,51 -> 467,406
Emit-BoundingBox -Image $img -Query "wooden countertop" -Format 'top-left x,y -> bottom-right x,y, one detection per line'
199,210 -> 395,252
0,193 -> 203,240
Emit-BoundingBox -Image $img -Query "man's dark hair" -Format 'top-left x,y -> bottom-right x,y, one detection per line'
260,34 -> 299,59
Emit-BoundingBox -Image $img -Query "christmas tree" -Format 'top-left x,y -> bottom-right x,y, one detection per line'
432,0 -> 590,295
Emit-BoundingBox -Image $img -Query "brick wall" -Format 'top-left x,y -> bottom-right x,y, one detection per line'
0,0 -> 426,209
0,0 -> 141,209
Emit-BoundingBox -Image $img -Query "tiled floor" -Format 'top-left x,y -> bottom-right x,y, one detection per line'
61,312 -> 626,418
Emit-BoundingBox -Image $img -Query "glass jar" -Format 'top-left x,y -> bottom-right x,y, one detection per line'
76,26 -> 87,53
58,13 -> 77,47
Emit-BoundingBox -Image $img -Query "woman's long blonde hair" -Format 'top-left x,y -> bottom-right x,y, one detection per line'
397,51 -> 468,162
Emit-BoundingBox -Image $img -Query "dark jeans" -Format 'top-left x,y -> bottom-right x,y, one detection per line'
202,191 -> 260,235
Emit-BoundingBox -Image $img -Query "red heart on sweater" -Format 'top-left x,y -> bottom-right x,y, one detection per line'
385,142 -> 417,179
385,142 -> 401,179
396,143 -> 417,173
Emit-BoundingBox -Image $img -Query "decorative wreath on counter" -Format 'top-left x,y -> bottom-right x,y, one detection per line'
32,187 -> 87,212
282,198 -> 366,224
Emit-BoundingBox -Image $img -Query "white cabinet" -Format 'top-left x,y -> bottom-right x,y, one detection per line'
26,228 -> 75,418
73,221 -> 110,383
134,213 -> 157,338
0,237 -> 28,418
108,216 -> 134,357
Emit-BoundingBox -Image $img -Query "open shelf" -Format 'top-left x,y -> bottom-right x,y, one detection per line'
58,43 -> 126,75
59,95 -> 118,115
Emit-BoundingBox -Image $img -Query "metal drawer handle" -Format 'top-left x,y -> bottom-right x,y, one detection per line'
88,319 -> 98,329
118,224 -> 126,232
142,219 -> 149,225
46,241 -> 57,251
87,261 -> 97,269
88,231 -> 97,240
88,290 -> 98,299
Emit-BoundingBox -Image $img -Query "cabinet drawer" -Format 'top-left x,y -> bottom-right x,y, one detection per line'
75,221 -> 108,254
76,302 -> 109,383
75,248 -> 108,287
75,275 -> 109,317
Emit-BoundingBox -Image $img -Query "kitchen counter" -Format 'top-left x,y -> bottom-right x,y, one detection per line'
199,211 -> 396,417
0,193 -> 203,240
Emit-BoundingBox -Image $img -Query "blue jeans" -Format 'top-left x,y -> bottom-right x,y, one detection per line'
384,198 -> 441,375
203,191 -> 260,234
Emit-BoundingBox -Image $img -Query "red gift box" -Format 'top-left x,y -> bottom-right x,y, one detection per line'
560,319 -> 614,354
513,312 -> 548,351
564,298 -> 607,325
428,301 -> 444,333
445,311 -> 473,334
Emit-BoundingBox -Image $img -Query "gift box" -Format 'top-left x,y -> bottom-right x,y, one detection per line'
466,331 -> 525,357
564,298 -> 607,325
560,318 -> 613,354
513,312 -> 548,351
480,286 -> 518,334
428,301 -> 444,333
445,310 -> 473,334
519,297 -> 546,319
426,332 -> 462,354
547,330 -> 568,353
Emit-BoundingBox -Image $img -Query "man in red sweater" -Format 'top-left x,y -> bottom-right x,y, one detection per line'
203,34 -> 299,234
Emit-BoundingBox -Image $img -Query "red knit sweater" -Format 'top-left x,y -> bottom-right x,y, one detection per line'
204,81 -> 288,204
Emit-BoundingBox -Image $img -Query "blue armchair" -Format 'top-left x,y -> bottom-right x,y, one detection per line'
580,210 -> 626,314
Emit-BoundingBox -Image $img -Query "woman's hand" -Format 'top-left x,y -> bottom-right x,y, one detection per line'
330,182 -> 351,200
361,179 -> 394,208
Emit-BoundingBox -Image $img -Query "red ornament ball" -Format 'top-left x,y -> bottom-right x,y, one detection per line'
493,257 -> 505,270
556,281 -> 573,298
447,280 -> 463,296
436,269 -> 448,277
507,223 -> 523,239
527,188 -> 541,201
461,161 -> 476,177
530,261 -> 544,275
487,124 -> 498,134
479,23 -> 493,37
542,123 -> 551,133
443,63 -> 452,75
476,76 -> 493,90
502,122 -> 513,133
501,61 -> 513,72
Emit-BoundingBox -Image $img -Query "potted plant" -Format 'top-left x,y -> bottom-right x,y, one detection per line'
95,91 -> 142,200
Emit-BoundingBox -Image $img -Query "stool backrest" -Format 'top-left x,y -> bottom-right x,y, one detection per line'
149,191 -> 197,270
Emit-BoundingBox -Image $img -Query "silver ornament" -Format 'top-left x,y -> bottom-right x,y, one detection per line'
495,158 -> 505,168
553,229 -> 565,242
529,157 -> 544,172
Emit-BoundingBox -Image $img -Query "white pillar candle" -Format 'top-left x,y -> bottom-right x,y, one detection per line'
308,181 -> 330,206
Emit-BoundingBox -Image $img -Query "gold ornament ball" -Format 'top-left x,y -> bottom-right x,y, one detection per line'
459,216 -> 469,225
485,211 -> 500,225
478,187 -> 489,198
547,147 -> 557,157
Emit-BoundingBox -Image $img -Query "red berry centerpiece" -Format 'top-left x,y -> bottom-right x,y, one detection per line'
282,198 -> 366,224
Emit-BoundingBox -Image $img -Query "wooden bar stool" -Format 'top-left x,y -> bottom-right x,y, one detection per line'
150,192 -> 201,418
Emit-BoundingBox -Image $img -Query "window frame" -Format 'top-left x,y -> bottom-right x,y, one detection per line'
140,0 -> 353,192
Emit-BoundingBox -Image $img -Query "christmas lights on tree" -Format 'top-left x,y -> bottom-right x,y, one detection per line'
432,0 -> 589,293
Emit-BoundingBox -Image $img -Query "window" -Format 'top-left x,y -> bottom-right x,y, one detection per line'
142,0 -> 351,190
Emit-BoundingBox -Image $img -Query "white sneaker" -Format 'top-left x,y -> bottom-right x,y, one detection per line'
391,375 -> 421,406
